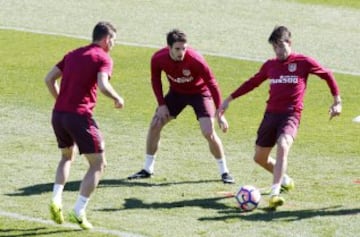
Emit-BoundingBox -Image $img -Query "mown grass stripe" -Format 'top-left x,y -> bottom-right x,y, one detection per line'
1,25 -> 359,77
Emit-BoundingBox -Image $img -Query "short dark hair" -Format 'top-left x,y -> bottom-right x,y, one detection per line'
268,26 -> 291,44
166,29 -> 187,47
92,21 -> 116,42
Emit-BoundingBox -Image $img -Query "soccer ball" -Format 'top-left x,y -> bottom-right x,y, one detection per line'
235,185 -> 261,211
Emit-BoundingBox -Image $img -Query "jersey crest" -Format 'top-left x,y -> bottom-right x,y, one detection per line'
182,69 -> 191,76
288,63 -> 297,72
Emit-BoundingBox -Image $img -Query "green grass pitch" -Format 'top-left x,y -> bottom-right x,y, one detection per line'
0,1 -> 359,237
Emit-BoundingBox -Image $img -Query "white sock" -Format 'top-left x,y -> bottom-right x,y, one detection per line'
216,158 -> 229,175
270,184 -> 281,196
281,174 -> 292,186
52,184 -> 64,206
144,154 -> 155,173
74,195 -> 89,216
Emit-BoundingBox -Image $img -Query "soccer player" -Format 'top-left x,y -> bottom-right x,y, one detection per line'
44,21 -> 124,229
128,29 -> 234,184
218,25 -> 342,209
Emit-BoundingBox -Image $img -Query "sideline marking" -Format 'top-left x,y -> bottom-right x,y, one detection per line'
0,210 -> 146,237
1,25 -> 359,77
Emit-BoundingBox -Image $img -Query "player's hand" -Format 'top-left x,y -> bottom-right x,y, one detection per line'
329,101 -> 342,120
114,96 -> 124,109
218,97 -> 232,117
153,105 -> 170,126
217,115 -> 229,133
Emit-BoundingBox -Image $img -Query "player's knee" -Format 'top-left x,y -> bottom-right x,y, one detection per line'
201,129 -> 214,140
254,155 -> 265,165
99,161 -> 106,173
61,147 -> 75,160
99,157 -> 107,172
85,153 -> 106,171
90,157 -> 106,174
150,119 -> 165,131
253,155 -> 260,164
277,134 -> 293,149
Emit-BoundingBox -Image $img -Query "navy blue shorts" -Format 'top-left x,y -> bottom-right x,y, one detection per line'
164,91 -> 215,120
51,111 -> 104,154
256,112 -> 300,147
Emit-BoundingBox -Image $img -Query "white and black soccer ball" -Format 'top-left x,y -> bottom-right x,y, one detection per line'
235,185 -> 261,211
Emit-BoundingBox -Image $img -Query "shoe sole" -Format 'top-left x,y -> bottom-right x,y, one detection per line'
128,175 -> 151,180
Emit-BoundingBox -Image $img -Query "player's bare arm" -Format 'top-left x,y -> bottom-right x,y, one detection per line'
218,96 -> 233,116
329,95 -> 342,120
216,96 -> 234,133
44,66 -> 62,99
97,72 -> 124,109
217,114 -> 229,133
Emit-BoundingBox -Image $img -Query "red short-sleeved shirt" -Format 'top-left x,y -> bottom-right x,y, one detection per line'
54,44 -> 113,116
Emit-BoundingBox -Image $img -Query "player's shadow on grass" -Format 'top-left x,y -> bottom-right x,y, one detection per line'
0,227 -> 81,237
6,178 -> 220,196
96,196 -> 232,212
198,205 -> 360,222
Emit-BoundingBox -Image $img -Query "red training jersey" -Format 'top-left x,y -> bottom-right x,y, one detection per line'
230,53 -> 339,113
54,44 -> 113,116
151,47 -> 222,108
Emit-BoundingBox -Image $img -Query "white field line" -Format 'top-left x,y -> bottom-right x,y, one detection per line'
0,210 -> 147,237
1,25 -> 359,77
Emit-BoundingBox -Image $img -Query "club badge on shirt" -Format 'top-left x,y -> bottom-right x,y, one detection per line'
288,63 -> 297,72
182,69 -> 191,76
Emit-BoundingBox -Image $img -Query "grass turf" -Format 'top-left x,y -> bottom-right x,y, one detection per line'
1,28 -> 359,237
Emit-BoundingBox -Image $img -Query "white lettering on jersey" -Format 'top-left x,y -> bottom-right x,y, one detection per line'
270,75 -> 298,84
167,74 -> 194,83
